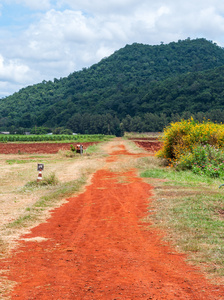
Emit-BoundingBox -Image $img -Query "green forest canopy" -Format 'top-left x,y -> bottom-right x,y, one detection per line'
1,38 -> 224,135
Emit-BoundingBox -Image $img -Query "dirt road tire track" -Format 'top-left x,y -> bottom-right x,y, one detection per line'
1,142 -> 224,299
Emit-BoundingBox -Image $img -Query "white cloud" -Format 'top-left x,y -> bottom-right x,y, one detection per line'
152,4 -> 224,43
96,45 -> 114,60
19,9 -> 129,71
26,10 -> 96,50
1,0 -> 224,97
0,54 -> 34,83
56,0 -> 138,15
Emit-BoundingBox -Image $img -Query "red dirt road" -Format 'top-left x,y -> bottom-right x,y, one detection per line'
1,143 -> 224,299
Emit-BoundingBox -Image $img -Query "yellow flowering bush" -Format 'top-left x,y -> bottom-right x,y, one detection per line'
157,118 -> 224,177
157,118 -> 224,160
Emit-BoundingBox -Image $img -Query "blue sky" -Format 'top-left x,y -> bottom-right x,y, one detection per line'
0,4 -> 29,37
1,0 -> 224,98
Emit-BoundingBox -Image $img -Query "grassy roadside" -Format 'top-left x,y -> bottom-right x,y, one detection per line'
6,175 -> 87,229
0,142 -> 109,257
136,155 -> 224,283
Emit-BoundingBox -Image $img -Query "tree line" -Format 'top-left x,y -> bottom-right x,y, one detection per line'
7,109 -> 224,137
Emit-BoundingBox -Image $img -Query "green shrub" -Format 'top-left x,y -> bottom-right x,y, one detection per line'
157,118 -> 224,161
157,118 -> 224,178
70,144 -> 76,152
175,144 -> 224,178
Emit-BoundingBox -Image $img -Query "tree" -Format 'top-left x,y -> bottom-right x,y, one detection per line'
30,126 -> 51,134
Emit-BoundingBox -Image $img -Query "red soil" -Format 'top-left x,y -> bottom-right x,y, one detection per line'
0,142 -> 97,154
1,143 -> 224,299
128,138 -> 159,141
133,141 -> 163,152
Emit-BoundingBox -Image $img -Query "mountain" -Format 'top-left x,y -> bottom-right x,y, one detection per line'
1,38 -> 224,134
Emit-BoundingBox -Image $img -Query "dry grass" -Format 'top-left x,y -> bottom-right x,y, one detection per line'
124,132 -> 162,139
0,145 -> 108,256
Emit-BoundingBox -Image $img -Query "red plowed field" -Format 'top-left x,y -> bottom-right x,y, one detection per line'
0,142 -> 97,154
0,142 -> 223,299
133,140 -> 163,152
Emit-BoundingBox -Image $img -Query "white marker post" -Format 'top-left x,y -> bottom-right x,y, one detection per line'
76,144 -> 83,155
37,164 -> 44,182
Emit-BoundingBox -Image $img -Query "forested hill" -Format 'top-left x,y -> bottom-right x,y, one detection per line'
1,38 -> 224,135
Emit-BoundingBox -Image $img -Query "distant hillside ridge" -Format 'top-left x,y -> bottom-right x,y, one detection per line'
1,38 -> 224,134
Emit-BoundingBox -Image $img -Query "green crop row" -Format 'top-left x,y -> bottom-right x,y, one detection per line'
0,134 -> 115,143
